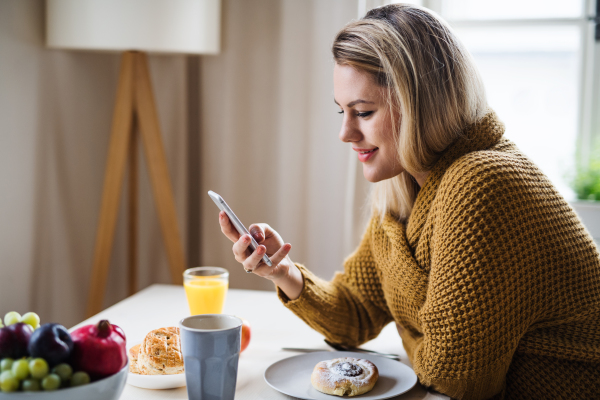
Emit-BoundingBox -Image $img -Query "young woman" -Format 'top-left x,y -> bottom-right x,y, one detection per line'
218,4 -> 600,399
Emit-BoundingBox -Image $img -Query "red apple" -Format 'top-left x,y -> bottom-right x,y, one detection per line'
240,318 -> 251,353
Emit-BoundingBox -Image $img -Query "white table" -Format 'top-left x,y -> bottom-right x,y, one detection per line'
73,284 -> 448,399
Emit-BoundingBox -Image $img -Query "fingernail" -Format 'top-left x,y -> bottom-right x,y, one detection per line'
258,246 -> 265,254
244,235 -> 250,243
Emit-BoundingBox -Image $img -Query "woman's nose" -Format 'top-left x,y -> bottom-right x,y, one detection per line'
338,118 -> 361,143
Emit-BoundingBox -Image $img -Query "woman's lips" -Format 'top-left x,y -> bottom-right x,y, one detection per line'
354,147 -> 379,162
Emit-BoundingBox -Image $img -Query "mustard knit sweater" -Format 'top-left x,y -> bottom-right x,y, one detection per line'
278,111 -> 600,399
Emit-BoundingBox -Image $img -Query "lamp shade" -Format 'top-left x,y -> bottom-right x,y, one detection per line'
46,0 -> 221,54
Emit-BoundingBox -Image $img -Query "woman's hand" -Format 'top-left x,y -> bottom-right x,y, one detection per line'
218,211 -> 304,299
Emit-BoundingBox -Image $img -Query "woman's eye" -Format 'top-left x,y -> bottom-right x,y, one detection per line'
337,110 -> 373,117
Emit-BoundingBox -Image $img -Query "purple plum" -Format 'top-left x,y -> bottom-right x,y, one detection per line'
28,323 -> 73,366
0,323 -> 34,359
0,327 -> 13,359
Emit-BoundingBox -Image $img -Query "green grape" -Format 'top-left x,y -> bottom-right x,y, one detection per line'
29,358 -> 49,379
0,320 -> 3,328
20,312 -> 40,330
51,363 -> 72,381
70,371 -> 90,387
21,378 -> 41,392
11,359 -> 29,380
3,311 -> 21,327
0,370 -> 19,392
41,373 -> 61,391
0,359 -> 13,372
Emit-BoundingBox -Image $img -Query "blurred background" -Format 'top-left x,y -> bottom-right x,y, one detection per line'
1,0 -> 599,327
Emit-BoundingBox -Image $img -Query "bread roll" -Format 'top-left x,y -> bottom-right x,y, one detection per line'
128,344 -> 141,374
311,357 -> 378,397
136,327 -> 184,375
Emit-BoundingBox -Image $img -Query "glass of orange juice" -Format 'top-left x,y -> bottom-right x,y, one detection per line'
183,267 -> 229,315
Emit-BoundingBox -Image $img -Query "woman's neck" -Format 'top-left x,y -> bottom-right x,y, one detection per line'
412,171 -> 429,188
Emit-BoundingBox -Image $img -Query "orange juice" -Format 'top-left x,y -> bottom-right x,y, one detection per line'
184,279 -> 228,315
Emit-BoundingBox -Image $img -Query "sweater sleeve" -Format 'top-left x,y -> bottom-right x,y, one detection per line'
412,154 -> 544,400
277,219 -> 393,347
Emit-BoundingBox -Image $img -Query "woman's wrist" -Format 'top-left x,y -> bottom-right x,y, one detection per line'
273,261 -> 304,300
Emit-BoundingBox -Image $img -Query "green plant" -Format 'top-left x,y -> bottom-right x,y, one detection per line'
571,141 -> 600,201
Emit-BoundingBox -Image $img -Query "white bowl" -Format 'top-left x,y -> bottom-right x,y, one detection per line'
127,371 -> 185,390
0,363 -> 128,400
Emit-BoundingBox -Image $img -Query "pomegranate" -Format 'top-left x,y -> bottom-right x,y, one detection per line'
70,320 -> 127,379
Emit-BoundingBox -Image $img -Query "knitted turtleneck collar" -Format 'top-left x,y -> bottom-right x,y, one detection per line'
406,110 -> 506,246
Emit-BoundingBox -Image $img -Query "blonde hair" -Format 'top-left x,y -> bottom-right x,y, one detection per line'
332,4 -> 488,222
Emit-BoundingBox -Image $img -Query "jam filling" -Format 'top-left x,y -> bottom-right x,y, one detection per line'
333,362 -> 363,377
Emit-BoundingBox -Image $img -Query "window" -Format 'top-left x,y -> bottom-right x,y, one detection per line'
386,0 -> 599,200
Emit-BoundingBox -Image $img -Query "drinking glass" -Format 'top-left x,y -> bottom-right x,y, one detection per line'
183,267 -> 229,315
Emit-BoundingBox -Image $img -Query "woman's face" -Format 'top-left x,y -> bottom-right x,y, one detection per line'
334,63 -> 404,183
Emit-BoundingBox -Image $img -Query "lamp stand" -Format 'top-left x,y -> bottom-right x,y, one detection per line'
86,51 -> 186,317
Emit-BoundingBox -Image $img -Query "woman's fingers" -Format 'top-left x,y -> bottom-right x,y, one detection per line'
269,243 -> 292,267
242,244 -> 268,272
248,223 -> 265,243
232,234 -> 252,262
249,223 -> 282,245
222,214 -> 292,276
251,243 -> 292,276
219,211 -> 241,242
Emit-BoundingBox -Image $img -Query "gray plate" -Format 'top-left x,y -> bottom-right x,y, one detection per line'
264,351 -> 417,399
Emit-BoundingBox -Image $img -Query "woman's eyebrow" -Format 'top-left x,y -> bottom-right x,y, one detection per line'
334,99 -> 375,107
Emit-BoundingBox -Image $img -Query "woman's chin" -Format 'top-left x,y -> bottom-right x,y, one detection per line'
362,169 -> 384,183
362,167 -> 398,183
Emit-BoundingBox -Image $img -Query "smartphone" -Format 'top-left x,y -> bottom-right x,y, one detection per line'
208,190 -> 272,267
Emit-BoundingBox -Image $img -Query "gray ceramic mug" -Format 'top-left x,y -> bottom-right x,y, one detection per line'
179,314 -> 242,400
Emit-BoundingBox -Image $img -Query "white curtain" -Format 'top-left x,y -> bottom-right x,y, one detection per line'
197,0 -> 373,291
0,0 -> 188,327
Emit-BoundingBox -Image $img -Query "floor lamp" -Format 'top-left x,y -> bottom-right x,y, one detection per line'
46,0 -> 221,317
